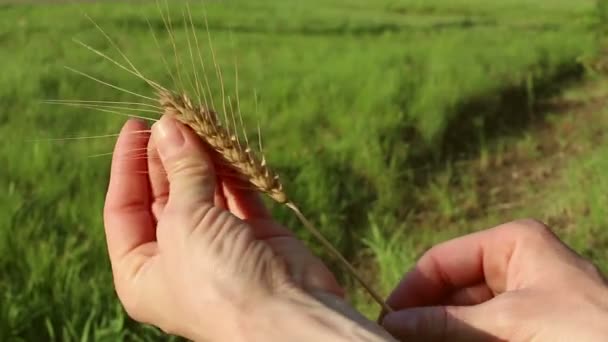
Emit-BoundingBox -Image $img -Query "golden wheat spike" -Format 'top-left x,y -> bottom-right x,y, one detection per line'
158,89 -> 393,313
159,89 -> 287,204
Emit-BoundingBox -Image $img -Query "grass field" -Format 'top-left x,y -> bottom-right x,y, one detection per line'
1,0 -> 606,340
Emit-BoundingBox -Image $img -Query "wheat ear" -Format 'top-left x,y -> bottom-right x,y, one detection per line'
159,89 -> 392,313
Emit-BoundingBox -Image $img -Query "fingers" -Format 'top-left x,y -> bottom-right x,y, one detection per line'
149,114 -> 271,222
382,302 -> 503,342
149,132 -> 229,217
386,226 -> 515,311
104,119 -> 156,270
381,220 -> 599,341
151,115 -> 216,211
443,283 -> 494,306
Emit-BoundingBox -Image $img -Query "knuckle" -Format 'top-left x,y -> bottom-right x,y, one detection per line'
176,203 -> 215,229
168,155 -> 214,179
507,218 -> 554,240
198,205 -> 227,230
190,207 -> 255,260
156,204 -> 214,243
187,203 -> 217,228
513,218 -> 549,231
231,225 -> 257,253
195,206 -> 233,242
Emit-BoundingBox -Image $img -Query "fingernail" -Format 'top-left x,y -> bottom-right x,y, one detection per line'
152,116 -> 185,157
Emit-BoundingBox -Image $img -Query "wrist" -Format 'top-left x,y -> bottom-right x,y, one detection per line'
237,289 -> 394,342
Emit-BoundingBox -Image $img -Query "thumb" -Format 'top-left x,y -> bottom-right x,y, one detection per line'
151,115 -> 216,208
381,302 -> 503,342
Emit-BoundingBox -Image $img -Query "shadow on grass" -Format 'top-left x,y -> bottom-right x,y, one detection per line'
406,62 -> 585,188
113,16 -> 498,37
286,62 -> 586,270
329,62 -> 587,266
76,14 -> 561,39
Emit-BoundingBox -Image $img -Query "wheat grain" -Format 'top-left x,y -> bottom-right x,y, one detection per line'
159,89 -> 288,204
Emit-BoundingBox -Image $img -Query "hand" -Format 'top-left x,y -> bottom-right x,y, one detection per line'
103,116 -> 392,341
381,219 -> 608,341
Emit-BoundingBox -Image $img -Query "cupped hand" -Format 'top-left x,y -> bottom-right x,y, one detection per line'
103,116 -> 345,340
381,219 -> 608,341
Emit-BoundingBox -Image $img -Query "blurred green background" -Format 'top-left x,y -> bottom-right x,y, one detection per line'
1,0 -> 608,340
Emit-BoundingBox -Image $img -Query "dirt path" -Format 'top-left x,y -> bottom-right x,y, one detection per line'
405,76 -> 608,233
356,75 -> 608,314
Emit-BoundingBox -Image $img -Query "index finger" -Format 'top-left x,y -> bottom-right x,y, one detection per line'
386,224 -> 515,310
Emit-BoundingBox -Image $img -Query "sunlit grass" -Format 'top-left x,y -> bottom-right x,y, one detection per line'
0,0 -> 604,339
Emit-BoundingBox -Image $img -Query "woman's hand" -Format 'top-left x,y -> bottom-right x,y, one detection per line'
103,116 -> 393,341
381,220 -> 608,341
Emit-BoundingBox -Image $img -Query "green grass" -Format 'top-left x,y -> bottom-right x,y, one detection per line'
361,97 -> 608,316
1,0 -> 606,340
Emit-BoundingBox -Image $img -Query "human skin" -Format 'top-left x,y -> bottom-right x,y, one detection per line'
103,116 -> 394,341
381,220 -> 608,341
104,116 -> 608,342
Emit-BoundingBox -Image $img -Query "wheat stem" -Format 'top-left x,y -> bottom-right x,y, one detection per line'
285,202 -> 393,313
